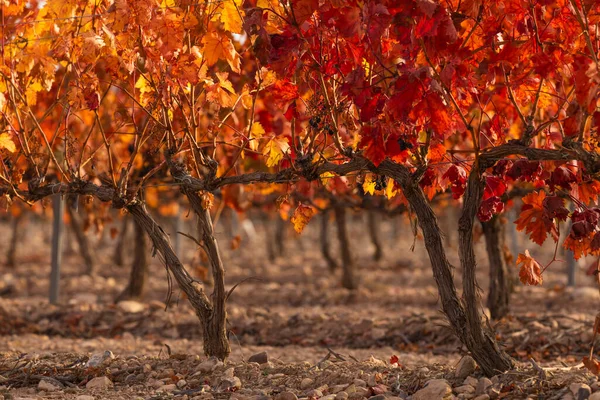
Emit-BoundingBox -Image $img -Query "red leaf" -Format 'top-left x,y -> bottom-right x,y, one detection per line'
477,196 -> 504,222
483,176 -> 507,200
359,125 -> 386,166
271,79 -> 299,110
390,355 -> 399,365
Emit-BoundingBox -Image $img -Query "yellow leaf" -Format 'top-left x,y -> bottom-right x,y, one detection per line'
385,178 -> 397,199
249,122 -> 265,151
220,0 -> 244,33
320,171 -> 334,186
0,133 -> 16,153
291,203 -> 315,233
25,80 -> 43,106
264,136 -> 290,167
202,32 -> 241,73
363,174 -> 376,195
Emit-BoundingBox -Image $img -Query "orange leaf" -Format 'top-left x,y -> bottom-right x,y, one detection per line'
202,32 -> 241,73
516,250 -> 543,286
583,356 -> 600,375
515,191 -> 552,246
291,203 -> 314,233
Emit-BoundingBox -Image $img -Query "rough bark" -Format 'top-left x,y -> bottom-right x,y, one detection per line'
113,216 -> 129,267
127,200 -> 230,360
367,210 -> 383,261
6,214 -> 22,268
377,160 -> 513,377
457,165 -> 514,375
334,205 -> 357,290
482,217 -> 511,320
115,219 -> 149,302
67,200 -> 95,275
320,210 -> 338,272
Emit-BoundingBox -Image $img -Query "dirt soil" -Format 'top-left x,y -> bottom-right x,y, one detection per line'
1,212 -> 600,400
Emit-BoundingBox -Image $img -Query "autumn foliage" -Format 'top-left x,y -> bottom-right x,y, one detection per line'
3,0 -> 600,375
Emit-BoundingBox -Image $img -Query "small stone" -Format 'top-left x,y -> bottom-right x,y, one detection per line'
218,377 -> 241,392
248,352 -> 269,365
177,379 -> 187,389
570,383 -> 592,400
591,382 -> 600,391
336,393 -> 349,400
473,395 -> 490,400
348,387 -> 369,399
275,392 -> 298,400
307,389 -> 324,398
455,356 -> 477,379
117,300 -> 145,313
463,377 -> 478,387
76,396 -> 95,400
476,378 -> 493,395
300,378 -> 314,390
368,396 -> 386,400
86,351 -> 115,367
223,368 -> 235,379
589,393 -> 600,400
354,379 -> 367,387
86,376 -> 114,390
320,396 -> 336,400
124,374 -> 137,383
159,384 -> 177,392
454,385 -> 475,394
143,364 -> 152,373
488,388 -> 500,400
38,378 -> 62,392
457,394 -> 475,399
413,379 -> 452,400
197,357 -> 223,373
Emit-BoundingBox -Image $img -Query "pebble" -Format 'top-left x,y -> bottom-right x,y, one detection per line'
76,396 -> 95,400
275,392 -> 298,400
300,378 -> 314,390
177,379 -> 187,389
570,383 -> 592,400
117,300 -> 145,313
336,393 -> 349,400
86,351 -> 115,367
463,377 -> 478,387
413,379 -> 452,400
159,384 -> 177,392
474,395 -> 490,400
248,351 -> 269,364
456,356 -> 477,379
368,396 -> 386,400
476,378 -> 493,395
218,377 -> 242,391
196,357 -> 223,373
86,376 -> 114,390
590,393 -> 600,400
454,385 -> 475,394
354,379 -> 367,387
37,378 -> 62,392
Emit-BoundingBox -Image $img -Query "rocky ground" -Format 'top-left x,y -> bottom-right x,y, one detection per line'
1,211 -> 600,399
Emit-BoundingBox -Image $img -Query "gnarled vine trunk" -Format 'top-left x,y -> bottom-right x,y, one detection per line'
367,210 -> 383,261
67,201 -> 95,275
115,219 -> 149,302
128,199 -> 230,360
378,160 -> 513,377
6,214 -> 22,268
114,216 -> 129,267
334,205 -> 357,290
482,217 -> 511,320
320,210 -> 338,272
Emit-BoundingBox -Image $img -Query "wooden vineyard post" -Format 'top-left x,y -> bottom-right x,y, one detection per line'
49,194 -> 64,304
